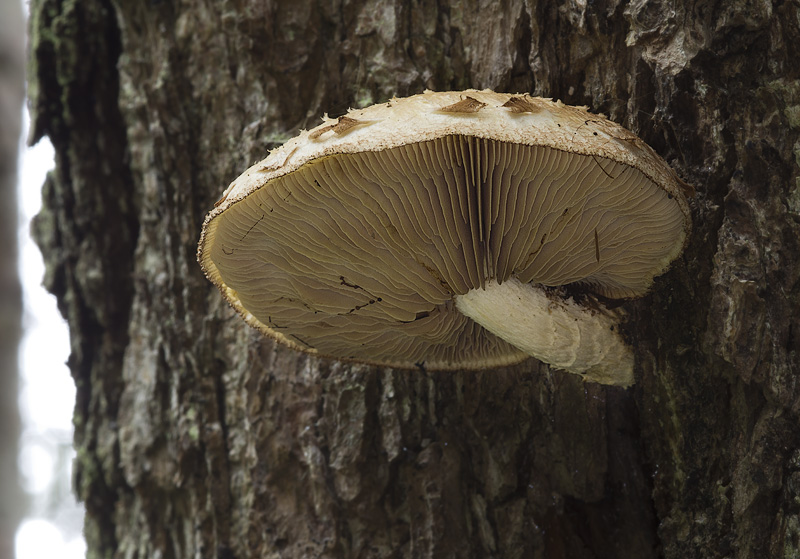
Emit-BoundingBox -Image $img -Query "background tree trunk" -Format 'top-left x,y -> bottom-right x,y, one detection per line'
1,0 -> 26,556
28,0 -> 800,557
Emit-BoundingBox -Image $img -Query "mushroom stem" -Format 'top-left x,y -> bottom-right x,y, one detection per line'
454,278 -> 634,386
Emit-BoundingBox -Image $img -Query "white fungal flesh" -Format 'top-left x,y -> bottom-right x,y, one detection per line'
455,278 -> 634,386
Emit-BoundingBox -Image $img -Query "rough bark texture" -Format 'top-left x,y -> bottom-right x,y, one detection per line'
28,0 -> 800,558
1,0 -> 26,557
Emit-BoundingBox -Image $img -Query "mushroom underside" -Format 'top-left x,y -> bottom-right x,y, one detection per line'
206,135 -> 684,373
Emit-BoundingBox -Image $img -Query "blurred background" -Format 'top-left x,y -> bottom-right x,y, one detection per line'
16,111 -> 85,559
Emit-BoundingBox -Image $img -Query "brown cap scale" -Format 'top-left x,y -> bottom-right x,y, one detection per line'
198,90 -> 692,386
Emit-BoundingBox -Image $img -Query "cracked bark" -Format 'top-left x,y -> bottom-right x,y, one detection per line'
28,0 -> 800,558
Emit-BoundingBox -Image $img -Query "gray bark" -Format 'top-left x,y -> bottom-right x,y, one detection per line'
28,0 -> 800,558
1,0 -> 26,556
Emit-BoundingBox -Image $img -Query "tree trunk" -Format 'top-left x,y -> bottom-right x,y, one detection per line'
28,0 -> 800,557
1,0 -> 26,556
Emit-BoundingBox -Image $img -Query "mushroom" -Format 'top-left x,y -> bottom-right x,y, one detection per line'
198,90 -> 691,386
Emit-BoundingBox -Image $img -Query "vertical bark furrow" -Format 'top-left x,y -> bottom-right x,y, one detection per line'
29,0 -> 139,556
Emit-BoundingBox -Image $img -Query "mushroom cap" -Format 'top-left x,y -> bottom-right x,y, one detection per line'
198,90 -> 691,370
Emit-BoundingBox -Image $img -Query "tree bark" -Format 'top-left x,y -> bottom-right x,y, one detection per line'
28,0 -> 800,558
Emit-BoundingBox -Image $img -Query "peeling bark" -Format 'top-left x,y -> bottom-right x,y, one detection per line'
28,0 -> 800,558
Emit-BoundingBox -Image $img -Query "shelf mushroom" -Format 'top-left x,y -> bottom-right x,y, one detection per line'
198,90 -> 692,386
